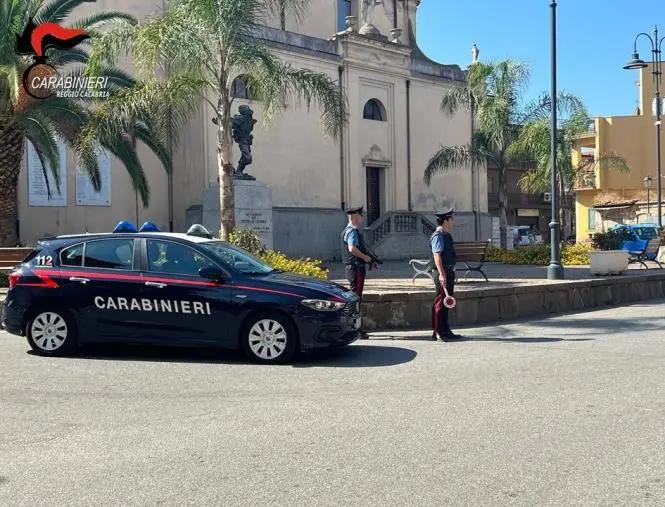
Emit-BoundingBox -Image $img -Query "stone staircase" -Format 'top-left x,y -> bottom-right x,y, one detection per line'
363,211 -> 436,261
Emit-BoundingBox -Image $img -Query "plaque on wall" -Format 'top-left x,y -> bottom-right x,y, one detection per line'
27,140 -> 67,207
76,148 -> 111,206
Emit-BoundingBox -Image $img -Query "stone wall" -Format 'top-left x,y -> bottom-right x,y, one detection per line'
360,273 -> 665,331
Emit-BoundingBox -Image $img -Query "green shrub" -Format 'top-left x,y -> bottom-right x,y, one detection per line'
227,228 -> 328,280
591,230 -> 629,251
0,271 -> 7,288
228,228 -> 265,255
259,250 -> 328,280
487,243 -> 593,266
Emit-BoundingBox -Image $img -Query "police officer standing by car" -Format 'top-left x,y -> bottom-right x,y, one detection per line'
341,206 -> 376,339
431,208 -> 463,341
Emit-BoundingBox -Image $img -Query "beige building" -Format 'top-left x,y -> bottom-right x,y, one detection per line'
16,0 -> 489,260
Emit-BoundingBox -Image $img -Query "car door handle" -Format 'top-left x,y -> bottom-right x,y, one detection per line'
145,281 -> 167,288
69,277 -> 90,284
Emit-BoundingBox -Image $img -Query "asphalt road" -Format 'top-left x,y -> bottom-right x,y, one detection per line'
2,302 -> 665,506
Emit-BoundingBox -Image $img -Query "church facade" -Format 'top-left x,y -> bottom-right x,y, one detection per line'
15,0 -> 490,260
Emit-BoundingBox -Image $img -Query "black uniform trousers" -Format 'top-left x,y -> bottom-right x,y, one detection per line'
345,263 -> 367,301
432,267 -> 455,336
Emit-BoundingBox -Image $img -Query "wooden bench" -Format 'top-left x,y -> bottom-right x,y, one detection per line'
628,237 -> 662,269
0,247 -> 34,272
453,241 -> 491,281
409,240 -> 491,283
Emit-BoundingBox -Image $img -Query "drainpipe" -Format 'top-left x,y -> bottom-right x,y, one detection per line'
338,64 -> 345,210
406,79 -> 412,211
392,0 -> 397,28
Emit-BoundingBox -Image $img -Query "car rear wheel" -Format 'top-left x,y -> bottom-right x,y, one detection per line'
27,309 -> 77,356
241,312 -> 296,364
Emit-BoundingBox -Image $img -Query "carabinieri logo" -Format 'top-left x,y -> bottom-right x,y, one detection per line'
15,18 -> 108,100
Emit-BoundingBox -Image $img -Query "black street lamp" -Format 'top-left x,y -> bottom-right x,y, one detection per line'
547,0 -> 564,280
624,25 -> 664,228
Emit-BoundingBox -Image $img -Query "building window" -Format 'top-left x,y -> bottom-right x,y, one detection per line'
363,99 -> 386,121
588,208 -> 596,230
337,0 -> 352,32
231,76 -> 253,100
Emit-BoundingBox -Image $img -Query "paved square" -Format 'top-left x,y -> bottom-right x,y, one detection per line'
1,301 -> 664,505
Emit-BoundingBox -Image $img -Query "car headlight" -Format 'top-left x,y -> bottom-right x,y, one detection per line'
300,299 -> 346,311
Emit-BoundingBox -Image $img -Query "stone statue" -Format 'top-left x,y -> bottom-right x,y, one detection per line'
360,0 -> 383,29
231,105 -> 257,180
471,43 -> 480,65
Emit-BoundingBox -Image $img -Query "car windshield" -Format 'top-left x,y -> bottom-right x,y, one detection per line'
634,227 -> 658,239
199,241 -> 274,275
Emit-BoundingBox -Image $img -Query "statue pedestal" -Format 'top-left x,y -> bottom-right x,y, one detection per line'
202,180 -> 273,249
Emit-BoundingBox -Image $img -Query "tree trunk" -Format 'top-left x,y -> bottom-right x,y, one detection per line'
498,162 -> 508,249
217,97 -> 235,240
0,126 -> 25,247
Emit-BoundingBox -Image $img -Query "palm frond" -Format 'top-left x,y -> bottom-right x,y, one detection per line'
132,120 -> 172,174
45,47 -> 89,66
68,11 -> 136,30
440,85 -> 472,117
424,144 -> 486,186
578,152 -> 630,173
35,0 -> 96,25
15,113 -> 62,192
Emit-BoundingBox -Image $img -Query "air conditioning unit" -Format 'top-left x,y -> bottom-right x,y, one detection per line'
543,192 -> 552,203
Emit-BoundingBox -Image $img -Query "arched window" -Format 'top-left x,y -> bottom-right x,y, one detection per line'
363,99 -> 386,121
231,76 -> 253,100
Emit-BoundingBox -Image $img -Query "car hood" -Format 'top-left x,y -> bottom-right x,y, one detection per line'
256,271 -> 355,300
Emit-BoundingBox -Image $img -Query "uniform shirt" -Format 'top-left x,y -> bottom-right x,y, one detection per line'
431,226 -> 456,267
344,225 -> 360,248
341,223 -> 365,266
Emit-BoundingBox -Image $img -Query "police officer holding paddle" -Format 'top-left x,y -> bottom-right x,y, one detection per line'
431,208 -> 464,341
341,206 -> 381,339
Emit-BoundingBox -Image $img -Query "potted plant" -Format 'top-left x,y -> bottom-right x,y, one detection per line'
589,230 -> 630,275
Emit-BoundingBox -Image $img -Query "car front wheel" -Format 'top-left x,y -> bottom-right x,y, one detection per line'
26,309 -> 77,356
241,312 -> 296,364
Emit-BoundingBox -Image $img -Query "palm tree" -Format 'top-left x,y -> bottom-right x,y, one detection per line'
0,0 -> 172,246
86,0 -> 347,240
423,60 -> 531,249
511,93 -> 629,237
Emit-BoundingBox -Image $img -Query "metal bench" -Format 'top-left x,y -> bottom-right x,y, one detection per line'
0,247 -> 34,272
408,240 -> 491,284
628,237 -> 662,269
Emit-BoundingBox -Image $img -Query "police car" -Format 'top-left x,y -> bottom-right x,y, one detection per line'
1,222 -> 361,363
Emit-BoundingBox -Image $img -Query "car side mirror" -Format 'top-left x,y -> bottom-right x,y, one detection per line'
199,265 -> 227,282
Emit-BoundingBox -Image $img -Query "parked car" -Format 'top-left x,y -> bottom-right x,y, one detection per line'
609,223 -> 661,259
508,226 -> 543,248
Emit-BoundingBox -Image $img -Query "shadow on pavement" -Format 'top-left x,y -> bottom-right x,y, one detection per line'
375,334 -> 594,344
295,345 -> 417,368
29,343 -> 417,367
38,344 -> 248,365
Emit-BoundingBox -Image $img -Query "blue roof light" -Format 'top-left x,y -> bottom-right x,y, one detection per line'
138,221 -> 160,232
112,220 -> 138,233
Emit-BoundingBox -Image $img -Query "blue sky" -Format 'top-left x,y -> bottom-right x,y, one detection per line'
416,0 -> 662,117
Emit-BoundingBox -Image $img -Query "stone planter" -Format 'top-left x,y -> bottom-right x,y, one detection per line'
589,250 -> 629,275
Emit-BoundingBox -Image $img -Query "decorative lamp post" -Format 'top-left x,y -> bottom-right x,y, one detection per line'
624,25 -> 664,228
547,0 -> 564,280
644,175 -> 653,221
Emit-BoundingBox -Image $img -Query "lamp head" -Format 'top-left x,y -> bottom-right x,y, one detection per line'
624,52 -> 648,70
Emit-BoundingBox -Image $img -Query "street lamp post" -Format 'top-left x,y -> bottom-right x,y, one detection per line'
644,175 -> 653,221
624,26 -> 664,228
547,0 -> 564,280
